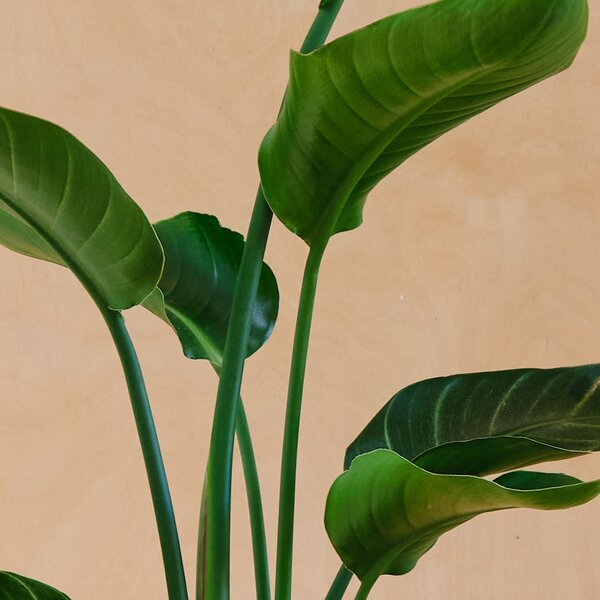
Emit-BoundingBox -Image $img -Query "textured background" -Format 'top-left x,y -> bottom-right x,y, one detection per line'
0,1 -> 599,598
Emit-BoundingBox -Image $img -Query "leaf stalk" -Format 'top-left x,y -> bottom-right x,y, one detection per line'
100,306 -> 188,600
200,2 -> 345,598
236,400 -> 272,600
200,190 -> 273,600
275,240 -> 327,600
325,565 -> 353,600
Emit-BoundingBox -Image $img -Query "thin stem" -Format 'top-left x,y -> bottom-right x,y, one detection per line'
197,397 -> 271,600
100,306 -> 188,600
354,579 -> 375,600
325,565 -> 353,600
201,365 -> 271,600
272,1 -> 347,597
200,190 -> 273,600
236,401 -> 271,600
300,0 -> 345,53
275,241 -> 327,600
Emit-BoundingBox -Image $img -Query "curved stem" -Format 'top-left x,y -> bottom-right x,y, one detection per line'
300,0 -> 345,53
354,579 -> 375,600
200,190 -> 273,600
236,401 -> 271,600
325,565 -> 353,600
198,395 -> 271,600
201,365 -> 270,600
275,241 -> 327,600
100,306 -> 188,600
271,3 -> 347,599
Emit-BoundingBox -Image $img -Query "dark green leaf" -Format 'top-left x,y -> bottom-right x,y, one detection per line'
0,571 -> 71,599
325,450 -> 600,586
0,107 -> 163,309
144,212 -> 278,365
493,470 -> 582,490
346,364 -> 600,475
259,0 -> 588,245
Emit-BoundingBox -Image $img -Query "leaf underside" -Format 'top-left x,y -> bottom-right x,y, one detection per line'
259,0 -> 588,245
0,107 -> 163,309
325,450 -> 600,583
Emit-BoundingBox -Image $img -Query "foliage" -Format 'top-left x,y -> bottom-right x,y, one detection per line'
144,211 -> 278,365
0,572 -> 71,599
0,1 -> 595,599
0,107 -> 163,310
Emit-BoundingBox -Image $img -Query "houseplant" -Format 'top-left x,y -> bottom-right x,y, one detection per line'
1,3 -> 600,595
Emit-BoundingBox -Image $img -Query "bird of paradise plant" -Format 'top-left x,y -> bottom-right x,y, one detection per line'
0,1 -> 597,599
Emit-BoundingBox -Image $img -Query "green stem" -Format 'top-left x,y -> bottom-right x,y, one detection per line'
100,306 -> 188,600
202,365 -> 270,600
271,2 -> 347,598
325,566 -> 353,600
354,579 -> 375,600
300,0 -> 345,53
197,399 -> 271,600
236,401 -> 271,600
275,241 -> 327,600
199,2 -> 346,597
201,190 -> 273,600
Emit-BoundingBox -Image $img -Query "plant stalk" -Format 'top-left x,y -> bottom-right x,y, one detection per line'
354,579 -> 375,600
325,566 -> 353,600
100,306 -> 188,600
271,1 -> 347,598
236,400 -> 271,600
200,189 -> 273,600
200,364 -> 270,600
300,0 -> 345,53
274,240 -> 327,600
199,2 -> 345,597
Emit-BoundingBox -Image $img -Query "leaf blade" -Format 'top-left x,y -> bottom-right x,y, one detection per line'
259,0 -> 588,244
346,364 -> 600,475
326,450 -> 600,583
145,212 -> 278,364
0,107 -> 163,309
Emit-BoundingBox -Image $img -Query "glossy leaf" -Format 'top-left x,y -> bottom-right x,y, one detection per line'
0,107 -> 163,309
144,212 -> 278,365
259,0 -> 588,245
325,450 -> 600,585
0,571 -> 71,599
346,364 -> 600,475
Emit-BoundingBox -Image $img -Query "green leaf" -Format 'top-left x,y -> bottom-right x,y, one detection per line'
259,0 -> 588,245
0,107 -> 163,309
0,571 -> 71,599
144,212 -> 278,365
345,364 -> 600,475
325,450 -> 600,586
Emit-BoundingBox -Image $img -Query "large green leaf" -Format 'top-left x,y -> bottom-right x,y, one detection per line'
0,107 -> 163,309
345,364 -> 600,475
259,0 -> 588,245
325,450 -> 600,589
0,571 -> 71,599
143,212 -> 278,365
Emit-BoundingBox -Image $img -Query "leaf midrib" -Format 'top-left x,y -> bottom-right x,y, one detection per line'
0,190 -> 109,309
354,465 -> 594,583
165,304 -> 223,365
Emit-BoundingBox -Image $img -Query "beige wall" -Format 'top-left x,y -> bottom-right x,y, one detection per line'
0,1 -> 599,598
